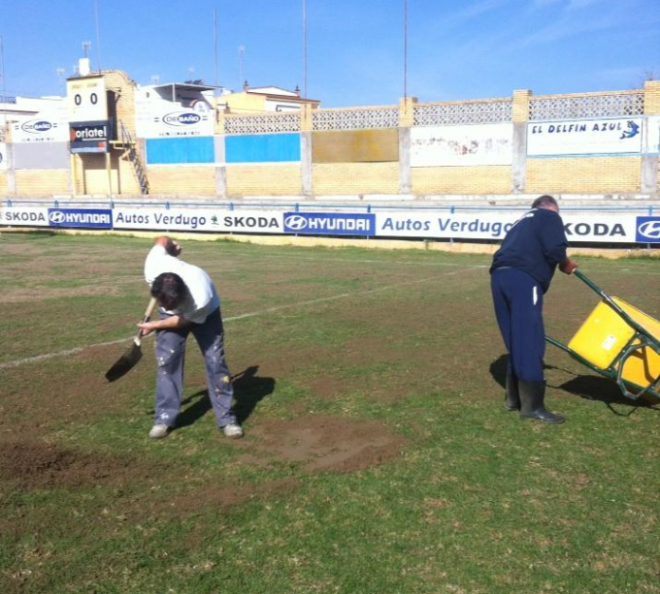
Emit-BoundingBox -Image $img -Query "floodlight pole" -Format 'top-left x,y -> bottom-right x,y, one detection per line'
214,9 -> 219,88
238,46 -> 245,88
0,35 -> 5,98
94,0 -> 102,72
403,0 -> 408,102
302,0 -> 307,98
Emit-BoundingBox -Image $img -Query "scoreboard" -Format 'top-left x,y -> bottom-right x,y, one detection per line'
66,75 -> 112,153
67,76 -> 108,123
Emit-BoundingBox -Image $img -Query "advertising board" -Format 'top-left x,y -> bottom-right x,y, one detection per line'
375,211 -> 640,243
645,115 -> 660,155
283,212 -> 375,236
527,117 -> 643,157
69,121 -> 113,154
48,208 -> 113,229
0,207 -> 50,226
0,205 -> 655,245
411,124 -> 513,166
12,109 -> 69,143
112,208 -> 284,234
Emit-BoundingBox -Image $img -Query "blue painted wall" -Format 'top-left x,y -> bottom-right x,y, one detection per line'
146,137 -> 215,165
225,133 -> 300,163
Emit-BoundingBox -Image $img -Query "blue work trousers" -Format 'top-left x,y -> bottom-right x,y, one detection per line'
491,268 -> 546,382
153,308 -> 236,428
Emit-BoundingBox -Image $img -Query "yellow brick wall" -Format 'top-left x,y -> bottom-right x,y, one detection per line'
104,70 -> 138,139
117,153 -> 141,195
104,70 -> 145,193
227,164 -> 302,196
412,166 -> 511,194
15,170 -> 70,196
147,166 -> 216,195
526,157 -> 641,193
644,80 -> 660,114
71,155 -> 84,195
313,163 -> 399,195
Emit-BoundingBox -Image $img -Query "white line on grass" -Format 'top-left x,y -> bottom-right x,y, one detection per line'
0,268 -> 481,371
206,252 -> 490,271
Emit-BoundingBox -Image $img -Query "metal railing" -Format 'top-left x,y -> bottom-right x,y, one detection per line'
1,198 -> 656,216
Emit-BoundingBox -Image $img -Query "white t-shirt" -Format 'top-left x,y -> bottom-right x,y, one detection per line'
144,245 -> 220,324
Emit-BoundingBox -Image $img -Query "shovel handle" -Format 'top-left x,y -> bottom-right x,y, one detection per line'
135,297 -> 158,343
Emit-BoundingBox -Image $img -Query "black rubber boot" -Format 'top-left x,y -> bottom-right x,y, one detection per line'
505,371 -> 520,411
519,380 -> 565,424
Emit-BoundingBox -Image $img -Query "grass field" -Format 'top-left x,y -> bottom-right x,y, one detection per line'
1,231 -> 659,594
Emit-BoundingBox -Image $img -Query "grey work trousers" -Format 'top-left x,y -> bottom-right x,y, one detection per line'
153,307 -> 236,428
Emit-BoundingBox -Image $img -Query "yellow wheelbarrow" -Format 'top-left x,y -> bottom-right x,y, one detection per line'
546,271 -> 660,403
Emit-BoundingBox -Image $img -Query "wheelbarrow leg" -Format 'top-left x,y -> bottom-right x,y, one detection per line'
520,381 -> 565,424
505,371 -> 520,411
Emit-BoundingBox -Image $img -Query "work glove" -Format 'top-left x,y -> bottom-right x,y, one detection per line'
559,258 -> 578,275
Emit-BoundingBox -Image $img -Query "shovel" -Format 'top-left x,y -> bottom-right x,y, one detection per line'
105,297 -> 158,382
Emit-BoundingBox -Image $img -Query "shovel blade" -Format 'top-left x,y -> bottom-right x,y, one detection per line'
105,341 -> 143,382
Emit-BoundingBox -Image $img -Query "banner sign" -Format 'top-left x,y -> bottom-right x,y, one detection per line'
69,120 -> 113,153
112,208 -> 284,233
527,117 -> 643,157
374,211 -> 639,243
644,115 -> 660,155
48,208 -> 113,229
135,87 -> 216,138
376,211 -> 519,240
0,205 -> 654,244
136,109 -> 214,138
411,124 -> 513,166
283,212 -> 375,236
0,143 -> 6,170
135,94 -> 215,139
0,207 -> 49,226
12,115 -> 69,143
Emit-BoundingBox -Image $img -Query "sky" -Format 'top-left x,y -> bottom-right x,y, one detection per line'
0,0 -> 658,107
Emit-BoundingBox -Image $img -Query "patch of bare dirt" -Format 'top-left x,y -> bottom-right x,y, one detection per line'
0,348 -> 156,439
235,414 -> 406,473
0,441 -> 158,491
156,477 -> 301,520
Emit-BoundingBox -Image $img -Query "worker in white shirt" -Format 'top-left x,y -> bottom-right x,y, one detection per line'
139,235 -> 243,439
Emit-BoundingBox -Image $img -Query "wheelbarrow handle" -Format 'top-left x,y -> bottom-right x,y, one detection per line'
573,270 -> 608,300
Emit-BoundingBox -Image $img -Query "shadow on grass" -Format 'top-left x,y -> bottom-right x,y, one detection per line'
9,230 -> 58,239
547,366 -> 659,416
174,365 -> 275,429
489,354 -> 508,389
490,355 -> 659,416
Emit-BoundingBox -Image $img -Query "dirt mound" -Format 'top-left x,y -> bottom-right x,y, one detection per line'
237,414 -> 406,473
0,441 -> 156,491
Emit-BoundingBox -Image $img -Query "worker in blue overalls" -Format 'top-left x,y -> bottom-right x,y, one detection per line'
490,195 -> 578,424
